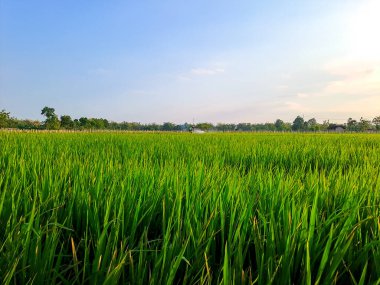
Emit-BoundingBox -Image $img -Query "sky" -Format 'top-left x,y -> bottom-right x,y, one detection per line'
1,0 -> 379,124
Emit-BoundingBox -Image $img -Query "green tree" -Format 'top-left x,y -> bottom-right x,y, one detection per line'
41,107 -> 56,118
373,116 -> 380,130
264,123 -> 276,131
41,106 -> 60,130
307,118 -> 318,131
196,122 -> 214,131
73,119 -> 81,129
292,116 -> 304,131
216,123 -> 236,132
284,122 -> 292,131
274,119 -> 285,131
319,120 -> 329,131
79,117 -> 89,129
46,117 -> 60,130
16,119 -> 41,130
236,123 -> 253,131
0,109 -> 10,128
358,117 -> 371,131
162,122 -> 177,131
60,115 -> 74,129
88,118 -> 109,129
347,118 -> 358,131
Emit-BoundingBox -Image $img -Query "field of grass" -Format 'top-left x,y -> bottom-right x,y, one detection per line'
0,132 -> 379,284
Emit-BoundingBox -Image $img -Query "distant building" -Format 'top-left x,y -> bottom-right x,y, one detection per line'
328,124 -> 346,132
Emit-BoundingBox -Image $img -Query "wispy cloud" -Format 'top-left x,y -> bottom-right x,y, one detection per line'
190,68 -> 225,76
271,57 -> 380,122
324,61 -> 379,95
282,59 -> 379,100
284,101 -> 311,112
328,95 -> 380,115
323,58 -> 378,78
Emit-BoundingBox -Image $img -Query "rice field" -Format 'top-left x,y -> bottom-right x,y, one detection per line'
0,132 -> 379,284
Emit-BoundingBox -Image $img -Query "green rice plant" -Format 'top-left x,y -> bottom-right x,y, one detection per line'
0,132 -> 379,284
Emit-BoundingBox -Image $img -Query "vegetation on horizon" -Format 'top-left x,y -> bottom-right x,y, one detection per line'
1,107 -> 380,132
1,132 -> 379,284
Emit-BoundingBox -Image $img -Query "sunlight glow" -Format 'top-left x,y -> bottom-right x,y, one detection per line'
346,0 -> 380,61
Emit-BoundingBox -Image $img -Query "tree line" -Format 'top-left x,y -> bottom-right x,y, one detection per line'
1,107 -> 379,132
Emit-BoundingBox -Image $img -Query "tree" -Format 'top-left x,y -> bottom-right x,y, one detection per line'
373,116 -> 380,130
46,117 -> 60,130
88,118 -> 109,129
274,119 -> 285,131
196,122 -> 214,131
144,123 -> 160,131
161,122 -> 177,131
347,118 -> 357,131
283,122 -> 292,131
358,117 -> 371,131
216,123 -> 236,132
319,120 -> 329,131
307,118 -> 318,131
41,106 -> 60,130
16,119 -> 41,130
72,119 -> 80,129
292,116 -> 304,131
60,115 -> 74,129
79,117 -> 89,129
0,109 -> 10,128
236,123 -> 253,131
41,107 -> 56,118
264,123 -> 276,131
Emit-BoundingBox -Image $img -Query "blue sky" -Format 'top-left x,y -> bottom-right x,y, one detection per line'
1,0 -> 379,123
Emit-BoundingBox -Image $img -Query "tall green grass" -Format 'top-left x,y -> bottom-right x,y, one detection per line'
0,132 -> 379,284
